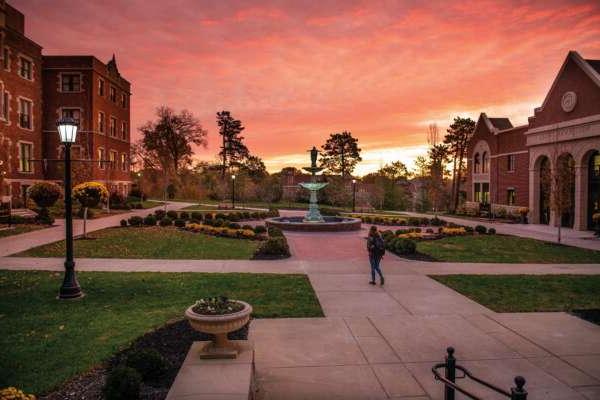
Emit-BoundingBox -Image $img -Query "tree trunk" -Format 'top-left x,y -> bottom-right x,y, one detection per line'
454,149 -> 465,212
450,156 -> 457,213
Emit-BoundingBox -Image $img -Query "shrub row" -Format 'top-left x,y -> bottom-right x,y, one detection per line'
184,223 -> 265,240
357,215 -> 447,227
153,209 -> 277,222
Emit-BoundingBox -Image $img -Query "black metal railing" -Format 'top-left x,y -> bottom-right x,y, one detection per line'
432,347 -> 527,400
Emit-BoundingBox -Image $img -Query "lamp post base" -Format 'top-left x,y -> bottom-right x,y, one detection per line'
58,261 -> 83,300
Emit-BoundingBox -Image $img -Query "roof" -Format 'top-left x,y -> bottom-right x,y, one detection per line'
586,59 -> 600,75
488,118 -> 513,131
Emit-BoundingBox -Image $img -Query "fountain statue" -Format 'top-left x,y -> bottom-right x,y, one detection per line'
299,147 -> 328,222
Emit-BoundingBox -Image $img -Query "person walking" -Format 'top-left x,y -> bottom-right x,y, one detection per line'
366,225 -> 385,285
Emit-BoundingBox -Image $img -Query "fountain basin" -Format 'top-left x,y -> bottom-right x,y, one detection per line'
266,216 -> 362,232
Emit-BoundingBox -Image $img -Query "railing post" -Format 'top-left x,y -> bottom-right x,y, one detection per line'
445,347 -> 456,400
511,376 -> 527,400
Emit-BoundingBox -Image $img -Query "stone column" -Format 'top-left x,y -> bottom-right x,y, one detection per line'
529,168 -> 539,224
573,164 -> 588,231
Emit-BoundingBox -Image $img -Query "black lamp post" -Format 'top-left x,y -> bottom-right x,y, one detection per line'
231,174 -> 236,209
352,179 -> 356,213
57,117 -> 83,299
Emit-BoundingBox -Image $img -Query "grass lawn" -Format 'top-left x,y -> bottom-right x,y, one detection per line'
0,270 -> 322,394
431,274 -> 600,312
416,234 -> 600,263
0,224 -> 49,238
15,226 -> 259,259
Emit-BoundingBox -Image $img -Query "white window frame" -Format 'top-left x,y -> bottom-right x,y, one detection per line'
17,96 -> 34,131
121,121 -> 127,140
17,54 -> 34,81
98,111 -> 105,134
59,72 -> 83,93
98,78 -> 105,97
59,107 -> 83,126
121,153 -> 128,172
109,116 -> 117,137
109,150 -> 117,169
97,147 -> 106,169
17,140 -> 34,174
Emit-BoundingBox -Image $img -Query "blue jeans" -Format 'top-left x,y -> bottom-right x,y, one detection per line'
369,253 -> 383,282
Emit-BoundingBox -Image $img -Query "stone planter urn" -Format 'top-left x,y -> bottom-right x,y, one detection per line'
185,300 -> 252,359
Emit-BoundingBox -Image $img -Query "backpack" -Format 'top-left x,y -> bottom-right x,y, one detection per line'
374,236 -> 386,256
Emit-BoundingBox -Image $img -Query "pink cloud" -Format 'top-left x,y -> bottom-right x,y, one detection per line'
15,0 -> 600,173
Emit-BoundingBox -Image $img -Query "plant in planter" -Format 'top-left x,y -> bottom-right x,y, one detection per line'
593,213 -> 600,237
27,181 -> 61,225
185,296 -> 252,359
73,181 -> 109,238
518,207 -> 529,224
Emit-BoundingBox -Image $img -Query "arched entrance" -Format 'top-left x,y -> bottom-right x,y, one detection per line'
589,151 -> 600,229
539,156 -> 551,225
556,154 -> 575,228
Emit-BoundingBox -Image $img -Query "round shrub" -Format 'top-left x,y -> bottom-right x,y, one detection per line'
143,214 -> 157,226
267,226 -> 283,237
159,216 -> 172,226
254,225 -> 267,235
228,222 -> 241,229
393,238 -> 416,255
488,228 -> 496,235
103,366 -> 142,400
128,216 -> 143,226
179,211 -> 189,220
251,212 -> 260,219
166,210 -> 178,219
73,182 -> 108,208
228,212 -> 240,222
215,212 -> 227,220
464,226 -> 474,234
475,225 -> 487,234
420,217 -> 430,226
191,211 -> 203,221
120,219 -> 128,227
242,224 -> 253,231
125,348 -> 169,382
213,218 -> 225,227
189,218 -> 200,224
253,237 -> 290,259
28,182 -> 61,208
242,211 -> 251,219
174,218 -> 186,228
204,213 -> 213,221
425,228 -> 433,233
154,209 -> 166,219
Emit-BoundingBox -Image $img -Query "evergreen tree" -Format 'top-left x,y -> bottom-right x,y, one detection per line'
320,131 -> 362,177
444,116 -> 475,212
217,111 -> 249,177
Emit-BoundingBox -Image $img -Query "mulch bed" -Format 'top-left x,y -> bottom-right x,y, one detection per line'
571,309 -> 600,326
41,319 -> 249,400
394,251 -> 438,262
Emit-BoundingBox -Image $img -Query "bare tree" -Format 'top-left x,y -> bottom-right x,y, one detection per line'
427,123 -> 439,146
549,137 -> 575,244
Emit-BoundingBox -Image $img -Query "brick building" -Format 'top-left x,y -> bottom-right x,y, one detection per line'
0,1 -> 44,206
0,1 -> 131,206
42,55 -> 132,196
466,51 -> 600,231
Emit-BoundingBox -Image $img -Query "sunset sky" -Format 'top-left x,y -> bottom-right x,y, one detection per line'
18,0 -> 600,175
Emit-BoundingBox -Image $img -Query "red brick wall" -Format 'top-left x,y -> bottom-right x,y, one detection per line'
529,55 -> 600,128
0,8 -> 44,203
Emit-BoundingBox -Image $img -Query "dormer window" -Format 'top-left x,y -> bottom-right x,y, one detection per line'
474,153 -> 480,173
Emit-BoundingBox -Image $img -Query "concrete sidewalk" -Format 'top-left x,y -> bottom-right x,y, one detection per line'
0,201 -> 194,257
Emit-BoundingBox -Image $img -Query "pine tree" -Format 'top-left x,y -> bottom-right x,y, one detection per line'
320,131 -> 362,177
217,111 -> 249,178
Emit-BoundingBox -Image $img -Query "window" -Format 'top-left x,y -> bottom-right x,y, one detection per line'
19,57 -> 32,80
482,182 -> 490,204
3,48 -> 9,70
109,150 -> 117,169
2,90 -> 8,120
109,86 -> 116,102
121,153 -> 128,171
97,147 -> 105,169
61,74 -> 81,92
474,183 -> 481,202
474,153 -> 480,173
62,108 -> 80,123
98,112 -> 105,133
507,154 -> 516,172
507,189 -> 516,206
121,93 -> 127,108
109,117 -> 117,137
18,142 -> 32,173
98,78 -> 105,96
121,121 -> 127,140
482,152 -> 489,173
19,98 -> 32,129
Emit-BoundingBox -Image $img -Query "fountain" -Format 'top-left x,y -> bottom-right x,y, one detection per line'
265,147 -> 361,232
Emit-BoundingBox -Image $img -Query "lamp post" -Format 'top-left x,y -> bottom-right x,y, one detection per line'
231,174 -> 236,209
352,179 -> 356,213
57,117 -> 83,299
136,171 -> 143,201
